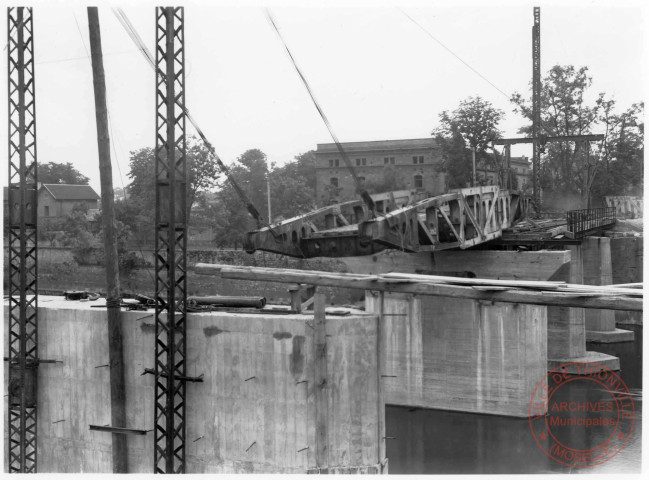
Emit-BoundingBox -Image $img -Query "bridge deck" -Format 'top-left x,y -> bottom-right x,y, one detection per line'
244,186 -> 529,258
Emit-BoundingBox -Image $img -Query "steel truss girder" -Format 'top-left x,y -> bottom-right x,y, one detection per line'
154,6 -> 187,474
244,188 -> 527,258
243,190 -> 426,257
7,6 -> 38,473
359,186 -> 525,252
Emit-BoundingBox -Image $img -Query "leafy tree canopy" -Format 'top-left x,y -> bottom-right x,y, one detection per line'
433,96 -> 504,189
126,135 -> 221,213
434,96 -> 504,152
511,65 -> 643,206
38,161 -> 90,185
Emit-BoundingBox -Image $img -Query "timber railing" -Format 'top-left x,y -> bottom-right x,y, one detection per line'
566,207 -> 616,238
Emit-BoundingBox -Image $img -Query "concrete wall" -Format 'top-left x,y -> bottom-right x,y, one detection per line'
611,236 -> 643,325
4,298 -> 383,473
366,293 -> 547,417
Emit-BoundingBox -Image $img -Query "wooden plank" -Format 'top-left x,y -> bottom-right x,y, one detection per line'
194,264 -> 642,312
313,292 -> 329,470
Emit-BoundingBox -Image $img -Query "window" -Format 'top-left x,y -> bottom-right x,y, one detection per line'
390,157 -> 395,165
335,159 -> 340,167
361,158 -> 367,166
413,155 -> 424,164
329,159 -> 333,167
414,175 -> 423,189
418,156 -> 424,164
356,158 -> 361,166
330,177 -> 338,187
44,205 -> 50,217
384,157 -> 389,165
412,156 -> 418,164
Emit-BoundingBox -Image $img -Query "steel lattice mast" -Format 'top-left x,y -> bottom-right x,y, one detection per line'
153,6 -> 188,474
7,6 -> 38,473
532,6 -> 541,213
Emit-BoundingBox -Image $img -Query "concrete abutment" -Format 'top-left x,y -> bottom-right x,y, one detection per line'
4,298 -> 385,473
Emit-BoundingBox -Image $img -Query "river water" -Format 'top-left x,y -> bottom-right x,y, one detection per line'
385,324 -> 642,474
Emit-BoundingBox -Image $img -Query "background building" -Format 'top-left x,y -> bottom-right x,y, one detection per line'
38,184 -> 100,222
315,138 -> 531,204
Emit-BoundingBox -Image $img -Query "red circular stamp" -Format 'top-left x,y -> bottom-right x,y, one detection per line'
528,362 -> 635,468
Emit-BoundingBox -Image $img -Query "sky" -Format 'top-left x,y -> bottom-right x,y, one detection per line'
0,0 -> 645,194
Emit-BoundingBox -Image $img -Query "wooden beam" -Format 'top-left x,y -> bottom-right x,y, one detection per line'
194,264 -> 642,312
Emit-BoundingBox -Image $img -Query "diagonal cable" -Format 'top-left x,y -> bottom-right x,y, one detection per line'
112,7 -> 271,229
264,9 -> 376,215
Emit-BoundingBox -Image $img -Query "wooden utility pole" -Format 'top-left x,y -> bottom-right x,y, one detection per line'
87,7 -> 128,473
472,147 -> 476,186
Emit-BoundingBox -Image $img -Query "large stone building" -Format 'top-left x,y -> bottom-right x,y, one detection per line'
315,138 -> 531,204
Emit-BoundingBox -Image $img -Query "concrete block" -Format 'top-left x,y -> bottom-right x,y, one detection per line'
367,292 -> 547,418
581,237 -> 633,342
586,328 -> 635,343
4,297 -> 383,473
547,245 -> 587,361
547,350 -> 620,373
611,236 -> 643,325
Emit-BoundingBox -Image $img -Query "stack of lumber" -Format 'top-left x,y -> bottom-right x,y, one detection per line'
502,217 -> 568,240
195,264 -> 643,312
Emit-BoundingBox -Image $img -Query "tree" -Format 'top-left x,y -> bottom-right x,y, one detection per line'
212,149 -> 270,248
268,153 -> 317,220
510,65 -> 642,206
434,123 -> 473,189
433,96 -> 504,188
38,161 -> 90,184
363,165 -> 407,194
126,135 -> 221,216
590,101 -> 644,202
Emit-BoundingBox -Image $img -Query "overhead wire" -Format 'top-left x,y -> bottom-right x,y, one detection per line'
399,8 -> 555,137
264,9 -> 377,216
112,7 -> 273,232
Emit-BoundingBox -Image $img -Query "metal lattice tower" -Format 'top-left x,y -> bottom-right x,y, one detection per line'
532,6 -> 541,213
154,6 -> 188,474
7,6 -> 38,473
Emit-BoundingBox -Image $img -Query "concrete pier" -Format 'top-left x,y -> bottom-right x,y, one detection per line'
4,297 -> 384,473
546,244 -> 620,372
346,248 -> 622,376
366,292 -> 547,418
611,236 -> 643,326
582,237 -> 634,343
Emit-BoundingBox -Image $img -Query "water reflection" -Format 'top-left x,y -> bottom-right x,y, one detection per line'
385,325 -> 642,474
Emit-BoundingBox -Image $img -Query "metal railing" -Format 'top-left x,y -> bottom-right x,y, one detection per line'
566,207 -> 616,238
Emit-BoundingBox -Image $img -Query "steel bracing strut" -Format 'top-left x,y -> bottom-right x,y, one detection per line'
7,6 -> 38,473
532,6 -> 541,213
154,6 -> 188,474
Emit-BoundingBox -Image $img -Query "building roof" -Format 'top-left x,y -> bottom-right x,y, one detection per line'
40,184 -> 100,201
316,138 -> 439,153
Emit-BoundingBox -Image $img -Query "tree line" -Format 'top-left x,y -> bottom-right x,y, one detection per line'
33,63 -> 643,249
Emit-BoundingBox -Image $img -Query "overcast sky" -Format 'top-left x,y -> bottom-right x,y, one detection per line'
0,0 -> 645,193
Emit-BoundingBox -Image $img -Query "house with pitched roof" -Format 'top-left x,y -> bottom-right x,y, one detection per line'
38,184 -> 100,221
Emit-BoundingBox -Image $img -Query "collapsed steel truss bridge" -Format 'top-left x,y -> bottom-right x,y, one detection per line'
244,186 -> 529,258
